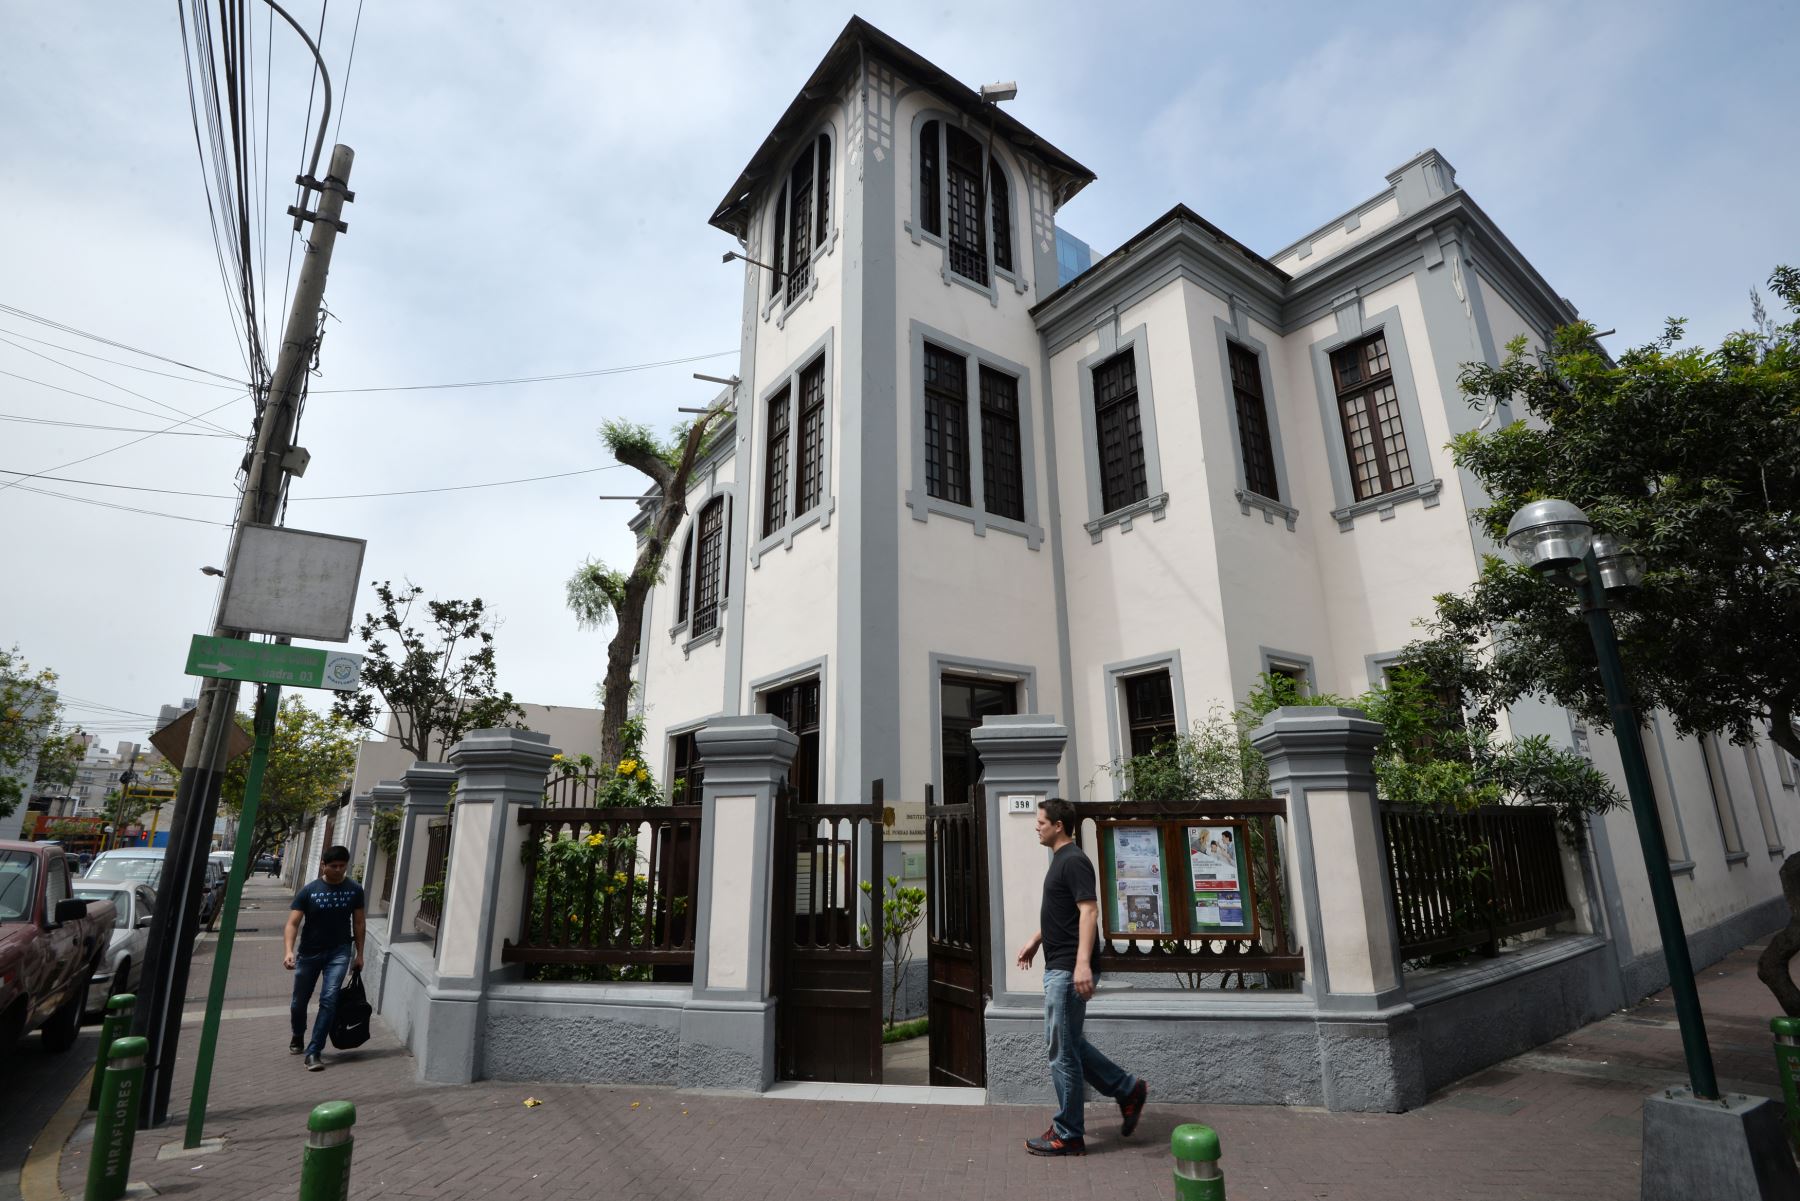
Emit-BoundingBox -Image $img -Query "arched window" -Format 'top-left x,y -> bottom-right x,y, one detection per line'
769,132 -> 833,307
917,119 -> 1013,287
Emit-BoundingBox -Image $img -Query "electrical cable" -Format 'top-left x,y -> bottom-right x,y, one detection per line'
0,337 -> 240,434
0,327 -> 246,389
333,0 -> 365,146
0,462 -> 625,501
0,412 -> 240,438
0,304 -> 246,383
0,368 -> 248,429
7,481 -> 234,527
0,393 -> 247,494
308,349 -> 740,393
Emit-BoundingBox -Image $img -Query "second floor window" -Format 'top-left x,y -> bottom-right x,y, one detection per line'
918,120 -> 1013,288
1093,350 -> 1147,513
980,366 -> 1023,521
764,387 -> 791,537
797,358 -> 826,513
1331,333 -> 1413,501
1124,671 -> 1177,757
760,354 -> 829,540
924,341 -> 970,505
1228,343 -> 1279,502
691,497 -> 727,637
770,133 -> 832,308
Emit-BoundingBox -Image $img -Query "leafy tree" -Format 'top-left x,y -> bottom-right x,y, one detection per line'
30,730 -> 86,793
167,697 -> 359,864
565,413 -> 728,765
0,647 -> 75,819
859,875 -> 927,1029
1402,267 -> 1800,1009
333,581 -> 527,760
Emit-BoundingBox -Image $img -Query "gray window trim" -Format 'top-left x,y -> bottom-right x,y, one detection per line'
1646,713 -> 1693,865
664,712 -> 724,804
927,653 -> 1038,809
904,320 -> 1044,548
1258,647 -> 1316,694
750,329 -> 838,568
760,122 -> 841,329
1101,651 -> 1188,800
1308,303 -> 1442,531
1701,735 -> 1746,859
1742,743 -> 1783,854
1213,316 -> 1297,532
671,476 -> 735,659
1076,323 -> 1168,542
749,656 -> 829,801
904,109 -> 1028,307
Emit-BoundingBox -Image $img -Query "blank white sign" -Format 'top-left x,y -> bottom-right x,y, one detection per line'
218,523 -> 366,641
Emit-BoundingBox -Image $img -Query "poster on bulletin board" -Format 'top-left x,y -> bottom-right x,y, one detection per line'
1185,823 -> 1253,935
1105,824 -> 1171,936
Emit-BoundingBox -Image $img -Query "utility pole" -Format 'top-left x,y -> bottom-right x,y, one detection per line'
135,145 -> 355,1126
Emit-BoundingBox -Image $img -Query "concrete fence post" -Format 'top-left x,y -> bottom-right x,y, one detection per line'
362,781 -> 405,919
1251,706 -> 1423,1112
677,714 -> 799,1091
344,791 -> 373,884
384,764 -> 456,948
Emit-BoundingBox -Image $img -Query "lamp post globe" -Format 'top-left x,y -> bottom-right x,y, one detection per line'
1503,498 -> 1594,573
1589,533 -> 1647,594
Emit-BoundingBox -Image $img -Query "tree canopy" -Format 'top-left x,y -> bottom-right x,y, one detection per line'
1408,267 -> 1800,762
333,581 -> 527,761
0,647 -> 78,819
222,697 -> 358,861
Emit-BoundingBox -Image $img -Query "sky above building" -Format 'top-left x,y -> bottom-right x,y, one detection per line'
3,1 -> 1794,746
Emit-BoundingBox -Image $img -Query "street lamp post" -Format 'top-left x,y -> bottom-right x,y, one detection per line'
1503,499 -> 1719,1100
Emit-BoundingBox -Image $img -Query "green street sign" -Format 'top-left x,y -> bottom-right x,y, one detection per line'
184,635 -> 363,691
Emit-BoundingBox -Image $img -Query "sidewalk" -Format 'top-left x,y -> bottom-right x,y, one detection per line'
48,881 -> 1792,1200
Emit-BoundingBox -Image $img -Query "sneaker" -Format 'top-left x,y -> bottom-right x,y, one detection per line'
1024,1131 -> 1085,1157
289,1036 -> 303,1055
303,1053 -> 324,1071
1118,1079 -> 1148,1137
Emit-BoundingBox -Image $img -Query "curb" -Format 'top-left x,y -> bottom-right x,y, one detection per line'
20,1064 -> 93,1201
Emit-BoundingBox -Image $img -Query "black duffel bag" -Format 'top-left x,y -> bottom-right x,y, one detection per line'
329,968 -> 373,1050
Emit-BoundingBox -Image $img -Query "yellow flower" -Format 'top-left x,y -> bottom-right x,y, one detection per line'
635,768 -> 649,783
584,832 -> 606,847
617,759 -> 638,775
552,753 -> 564,762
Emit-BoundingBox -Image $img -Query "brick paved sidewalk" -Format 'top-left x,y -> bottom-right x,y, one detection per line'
51,885 -> 1793,1201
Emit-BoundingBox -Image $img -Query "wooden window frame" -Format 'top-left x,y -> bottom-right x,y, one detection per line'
1123,670 -> 1177,759
915,117 -> 1015,289
923,341 -> 971,506
797,358 -> 826,514
767,132 -> 833,311
979,365 -> 1024,522
1330,333 -> 1414,502
1228,342 -> 1280,502
690,497 -> 728,638
763,386 -> 791,538
1093,349 -> 1148,514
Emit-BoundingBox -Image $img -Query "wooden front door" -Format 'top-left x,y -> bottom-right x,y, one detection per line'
771,784 -> 884,1082
927,677 -> 1015,1087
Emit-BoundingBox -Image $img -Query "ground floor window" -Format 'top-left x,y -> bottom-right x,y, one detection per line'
764,677 -> 822,805
939,675 -> 1018,806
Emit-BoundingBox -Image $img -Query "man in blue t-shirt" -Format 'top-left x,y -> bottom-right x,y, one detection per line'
284,844 -> 366,1070
1014,798 -> 1147,1156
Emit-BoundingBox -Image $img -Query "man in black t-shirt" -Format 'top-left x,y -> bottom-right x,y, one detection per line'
283,844 -> 366,1071
1014,798 -> 1147,1156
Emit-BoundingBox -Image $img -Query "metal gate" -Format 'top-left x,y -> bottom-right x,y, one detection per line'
771,782 -> 884,1082
925,782 -> 989,1087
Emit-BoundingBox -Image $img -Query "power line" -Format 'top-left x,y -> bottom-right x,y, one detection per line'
0,462 -> 624,501
0,337 -> 241,434
7,481 -> 234,527
308,349 -> 739,393
0,326 -> 247,389
0,412 -> 242,438
333,0 -> 366,146
0,393 -> 247,495
0,304 -> 245,384
0,368 -> 248,430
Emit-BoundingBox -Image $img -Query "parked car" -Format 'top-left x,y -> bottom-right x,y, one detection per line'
0,840 -> 114,1055
84,848 -> 228,931
253,853 -> 278,875
70,881 -> 156,1016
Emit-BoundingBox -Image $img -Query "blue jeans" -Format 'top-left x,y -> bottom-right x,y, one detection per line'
291,944 -> 353,1056
1043,968 -> 1137,1140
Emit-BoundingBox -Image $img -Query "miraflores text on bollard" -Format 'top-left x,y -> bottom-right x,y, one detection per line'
298,1100 -> 357,1201
1171,1123 -> 1225,1201
89,993 -> 136,1111
1773,1017 -> 1800,1149
85,1034 -> 147,1201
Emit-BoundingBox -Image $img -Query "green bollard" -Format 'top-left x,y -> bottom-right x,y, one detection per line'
84,1035 -> 147,1201
88,993 -> 136,1111
1773,1017 -> 1800,1150
1171,1123 -> 1225,1201
297,1101 -> 357,1201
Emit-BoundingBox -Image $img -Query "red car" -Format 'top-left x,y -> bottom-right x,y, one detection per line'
0,840 -> 114,1056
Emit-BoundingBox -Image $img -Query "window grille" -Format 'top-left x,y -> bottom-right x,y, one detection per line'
1093,350 -> 1147,512
980,366 -> 1023,521
797,358 -> 826,513
924,342 -> 970,505
919,121 -> 940,236
1228,343 -> 1279,502
945,127 -> 988,286
786,154 -> 814,304
1331,334 -> 1413,501
763,387 -> 791,537
991,163 -> 1012,273
692,498 -> 726,636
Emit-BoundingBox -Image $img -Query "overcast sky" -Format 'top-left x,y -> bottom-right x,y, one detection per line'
3,1 -> 1795,750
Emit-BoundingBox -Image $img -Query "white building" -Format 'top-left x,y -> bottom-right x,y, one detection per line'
626,16 -> 1797,1015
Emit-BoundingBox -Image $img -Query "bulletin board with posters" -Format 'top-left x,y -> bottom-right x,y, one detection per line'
1097,818 -> 1257,942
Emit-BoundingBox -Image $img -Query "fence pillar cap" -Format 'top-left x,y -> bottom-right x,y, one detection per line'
695,715 -> 800,760
307,1100 -> 357,1133
1772,1017 -> 1800,1037
399,762 -> 458,790
1249,706 -> 1383,754
106,1035 -> 148,1061
1171,1123 -> 1221,1162
447,728 -> 558,770
106,993 -> 136,1013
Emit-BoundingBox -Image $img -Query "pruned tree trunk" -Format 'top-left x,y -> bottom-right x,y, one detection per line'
1758,852 -> 1800,1016
596,414 -> 722,766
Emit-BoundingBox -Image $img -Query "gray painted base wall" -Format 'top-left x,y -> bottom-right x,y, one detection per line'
1620,894 -> 1786,1003
879,960 -> 928,1024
